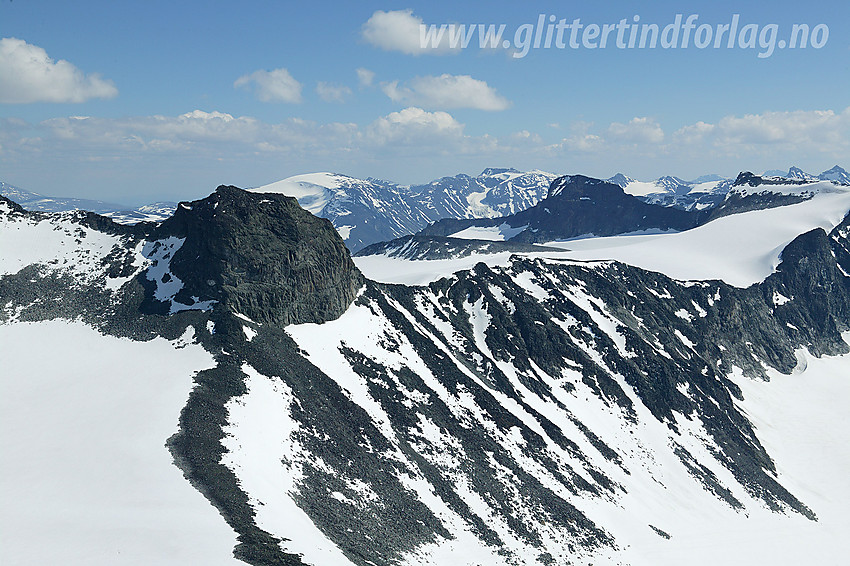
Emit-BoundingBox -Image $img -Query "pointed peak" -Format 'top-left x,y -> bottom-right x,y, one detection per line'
606,173 -> 635,188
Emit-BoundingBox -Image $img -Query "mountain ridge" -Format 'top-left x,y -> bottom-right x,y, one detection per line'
3,184 -> 850,564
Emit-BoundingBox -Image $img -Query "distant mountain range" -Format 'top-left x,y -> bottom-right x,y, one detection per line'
247,168 -> 558,251
0,181 -> 178,224
358,170 -> 847,260
3,165 -> 847,253
606,166 -> 849,212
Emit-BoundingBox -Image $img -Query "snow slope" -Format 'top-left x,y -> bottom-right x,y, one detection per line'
621,180 -> 663,197
0,321 -> 240,566
253,172 -> 345,215
281,258 -> 850,565
221,364 -> 358,566
357,188 -> 850,287
0,208 -> 143,291
549,187 -> 850,287
597,344 -> 850,566
449,222 -> 528,241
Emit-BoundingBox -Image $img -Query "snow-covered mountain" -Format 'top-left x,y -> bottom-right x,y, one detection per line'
250,168 -> 558,252
705,171 -> 848,221
371,170 -> 850,262
103,202 -> 179,224
786,165 -> 817,181
249,172 -> 433,253
606,173 -> 732,211
410,167 -> 557,218
818,165 -> 850,185
3,182 -> 850,565
0,180 -> 128,213
381,175 -> 709,254
761,166 -> 850,186
0,180 -> 176,224
604,166 -> 848,212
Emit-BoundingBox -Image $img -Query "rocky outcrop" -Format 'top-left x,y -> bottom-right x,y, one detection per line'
154,185 -> 364,326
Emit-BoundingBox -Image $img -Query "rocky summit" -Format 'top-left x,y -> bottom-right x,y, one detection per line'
151,185 -> 364,327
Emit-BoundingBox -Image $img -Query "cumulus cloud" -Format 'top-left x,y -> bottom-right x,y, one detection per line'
234,68 -> 302,103
356,67 -> 375,87
367,107 -> 462,141
316,82 -> 352,103
716,109 -> 849,146
563,133 -> 604,152
607,117 -> 665,144
673,121 -> 715,144
0,37 -> 118,103
361,9 -> 456,55
4,106 -> 848,201
382,74 -> 510,111
673,108 -> 850,155
2,108 -> 475,160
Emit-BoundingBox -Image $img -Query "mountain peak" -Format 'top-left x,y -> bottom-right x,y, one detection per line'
606,173 -> 635,188
818,165 -> 850,185
153,185 -> 363,326
655,175 -> 692,194
690,174 -> 726,184
787,166 -> 813,180
479,167 -> 521,177
732,171 -> 805,187
546,174 -> 610,198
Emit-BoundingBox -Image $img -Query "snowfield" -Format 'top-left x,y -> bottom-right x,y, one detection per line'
449,222 -> 528,241
251,172 -> 344,215
596,342 -> 850,566
278,279 -> 850,565
0,209 -> 137,286
0,321 -> 240,566
358,187 -> 850,288
547,187 -> 850,287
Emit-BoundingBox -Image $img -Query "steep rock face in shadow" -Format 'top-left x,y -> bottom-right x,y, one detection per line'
155,185 -> 364,326
417,175 -> 706,244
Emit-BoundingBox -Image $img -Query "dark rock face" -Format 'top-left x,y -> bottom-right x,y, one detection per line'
419,175 -> 705,244
155,185 -> 364,326
731,171 -> 809,188
702,172 -> 814,220
0,194 -> 25,213
510,175 -> 704,243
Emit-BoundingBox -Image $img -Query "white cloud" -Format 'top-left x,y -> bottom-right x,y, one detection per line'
0,37 -> 117,103
367,107 -> 462,141
673,121 -> 715,144
715,109 -> 849,146
234,68 -> 302,103
316,82 -> 352,103
607,117 -> 665,144
381,74 -> 510,111
673,108 -> 850,156
361,9 -> 456,55
356,67 -> 375,87
364,107 -> 502,158
563,133 -> 604,152
3,107 -> 848,201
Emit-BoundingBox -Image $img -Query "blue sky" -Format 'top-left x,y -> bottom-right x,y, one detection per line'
1,0 -> 848,205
